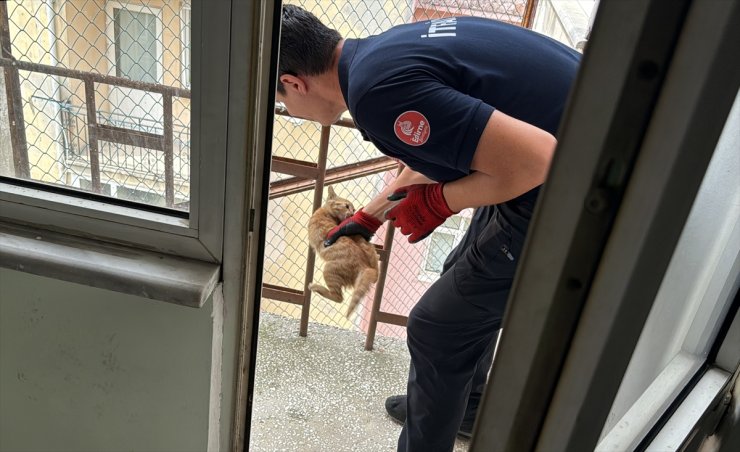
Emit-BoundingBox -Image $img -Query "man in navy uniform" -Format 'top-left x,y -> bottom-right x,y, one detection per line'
277,5 -> 580,451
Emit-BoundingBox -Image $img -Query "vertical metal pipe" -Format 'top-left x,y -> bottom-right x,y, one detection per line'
163,92 -> 174,207
1,1 -> 30,179
364,214 -> 397,351
522,0 -> 539,29
84,77 -> 101,193
300,125 -> 330,337
364,163 -> 402,350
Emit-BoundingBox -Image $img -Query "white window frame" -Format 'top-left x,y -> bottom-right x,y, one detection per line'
419,212 -> 470,281
470,0 -> 740,450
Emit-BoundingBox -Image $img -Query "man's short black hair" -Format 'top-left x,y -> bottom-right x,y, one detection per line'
278,5 -> 342,94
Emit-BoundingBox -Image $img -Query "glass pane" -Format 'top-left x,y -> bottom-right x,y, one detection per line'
441,215 -> 462,229
117,185 -> 165,207
114,8 -> 157,84
0,1 -> 191,213
79,178 -> 112,197
425,233 -> 455,273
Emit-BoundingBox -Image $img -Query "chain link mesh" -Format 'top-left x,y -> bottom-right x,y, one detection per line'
265,0 -> 530,340
1,0 -> 593,341
1,0 -> 190,210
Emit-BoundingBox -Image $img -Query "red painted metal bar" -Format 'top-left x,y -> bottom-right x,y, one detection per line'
522,0 -> 539,28
299,125 -> 330,337
83,78 -> 101,193
0,57 -> 191,98
91,124 -> 164,150
271,155 -> 320,179
269,156 -> 396,199
364,165 -> 403,350
262,284 -> 304,305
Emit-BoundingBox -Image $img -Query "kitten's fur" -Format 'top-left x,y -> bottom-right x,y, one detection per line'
308,187 -> 379,317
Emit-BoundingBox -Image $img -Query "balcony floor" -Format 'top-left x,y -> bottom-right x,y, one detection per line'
251,312 -> 470,451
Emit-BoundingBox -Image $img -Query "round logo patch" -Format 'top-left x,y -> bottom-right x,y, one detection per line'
394,111 -> 430,146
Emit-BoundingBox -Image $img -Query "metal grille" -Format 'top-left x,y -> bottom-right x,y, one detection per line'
0,0 -> 191,211
263,0 -> 533,345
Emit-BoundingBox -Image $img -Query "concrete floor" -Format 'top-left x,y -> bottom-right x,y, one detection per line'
250,313 -> 470,452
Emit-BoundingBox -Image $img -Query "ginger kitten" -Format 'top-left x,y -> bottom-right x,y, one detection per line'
307,187 -> 379,317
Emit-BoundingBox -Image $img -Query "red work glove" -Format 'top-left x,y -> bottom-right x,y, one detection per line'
324,208 -> 382,246
385,183 -> 457,243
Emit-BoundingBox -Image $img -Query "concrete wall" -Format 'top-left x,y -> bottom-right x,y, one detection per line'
0,268 -> 218,452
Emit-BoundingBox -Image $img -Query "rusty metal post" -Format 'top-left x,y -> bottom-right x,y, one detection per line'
364,163 -> 403,350
83,78 -> 101,193
522,0 -> 539,29
0,1 -> 30,178
300,125 -> 330,337
163,93 -> 174,207
364,218 -> 397,351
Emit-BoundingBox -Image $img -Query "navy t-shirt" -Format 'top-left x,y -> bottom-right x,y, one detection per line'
338,17 -> 581,183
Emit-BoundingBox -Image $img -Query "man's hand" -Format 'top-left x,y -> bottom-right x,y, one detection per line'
324,209 -> 382,246
385,183 -> 457,243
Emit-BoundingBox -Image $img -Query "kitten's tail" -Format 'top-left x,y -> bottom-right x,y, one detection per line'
346,267 -> 379,318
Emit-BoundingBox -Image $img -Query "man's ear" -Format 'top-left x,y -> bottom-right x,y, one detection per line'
327,186 -> 337,199
279,74 -> 307,95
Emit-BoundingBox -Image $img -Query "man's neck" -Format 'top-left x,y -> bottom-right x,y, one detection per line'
311,40 -> 347,113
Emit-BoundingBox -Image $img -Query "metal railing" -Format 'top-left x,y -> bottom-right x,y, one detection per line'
49,97 -> 191,182
265,107 -> 407,348
0,61 -> 189,207
1,0 -> 538,349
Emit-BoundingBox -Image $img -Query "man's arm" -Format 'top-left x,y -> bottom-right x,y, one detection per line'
385,110 -> 556,243
443,109 -> 556,212
363,167 -> 435,220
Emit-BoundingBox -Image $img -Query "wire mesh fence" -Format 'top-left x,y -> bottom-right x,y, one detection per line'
0,0 -> 191,211
1,0 -> 594,343
264,0 -> 534,343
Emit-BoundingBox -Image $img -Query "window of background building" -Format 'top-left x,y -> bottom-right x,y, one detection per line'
422,213 -> 472,276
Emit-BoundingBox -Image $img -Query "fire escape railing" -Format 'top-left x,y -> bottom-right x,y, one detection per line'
265,106 -> 406,349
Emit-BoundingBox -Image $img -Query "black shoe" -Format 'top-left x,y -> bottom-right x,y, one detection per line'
384,394 -> 473,439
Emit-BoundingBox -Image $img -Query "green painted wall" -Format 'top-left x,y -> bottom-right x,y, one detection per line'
0,268 -> 215,452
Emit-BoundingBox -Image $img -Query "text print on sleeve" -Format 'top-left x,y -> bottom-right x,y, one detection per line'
421,17 -> 457,39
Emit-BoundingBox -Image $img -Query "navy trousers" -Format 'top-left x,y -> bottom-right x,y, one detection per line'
397,187 -> 539,452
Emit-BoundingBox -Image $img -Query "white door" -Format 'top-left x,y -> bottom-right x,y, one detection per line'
106,2 -> 163,130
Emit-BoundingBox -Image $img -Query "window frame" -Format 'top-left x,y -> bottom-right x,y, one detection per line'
419,213 -> 470,280
470,0 -> 740,450
0,1 -> 234,263
597,116 -> 740,449
1,0 -> 274,447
